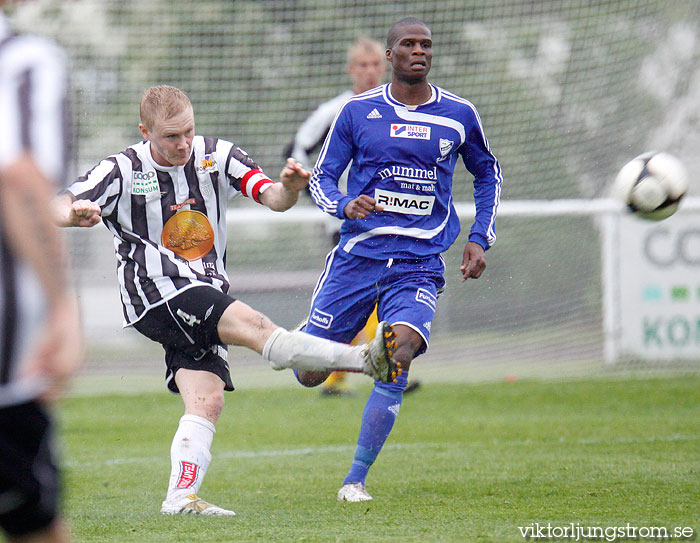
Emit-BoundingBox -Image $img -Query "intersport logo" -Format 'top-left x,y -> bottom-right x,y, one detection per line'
390,124 -> 431,140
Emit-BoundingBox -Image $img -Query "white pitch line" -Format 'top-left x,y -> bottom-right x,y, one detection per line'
63,434 -> 698,469
63,442 -> 423,469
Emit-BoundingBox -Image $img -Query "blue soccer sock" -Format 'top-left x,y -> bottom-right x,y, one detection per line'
343,371 -> 408,485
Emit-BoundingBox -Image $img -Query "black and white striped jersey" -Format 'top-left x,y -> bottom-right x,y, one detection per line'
65,136 -> 274,325
0,14 -> 70,406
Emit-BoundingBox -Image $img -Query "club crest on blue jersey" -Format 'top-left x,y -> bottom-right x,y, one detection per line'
437,138 -> 454,162
390,124 -> 431,140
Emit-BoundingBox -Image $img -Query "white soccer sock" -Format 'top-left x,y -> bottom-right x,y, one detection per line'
262,327 -> 364,372
165,414 -> 216,502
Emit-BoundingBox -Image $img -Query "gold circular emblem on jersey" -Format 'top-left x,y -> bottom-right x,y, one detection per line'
161,210 -> 214,261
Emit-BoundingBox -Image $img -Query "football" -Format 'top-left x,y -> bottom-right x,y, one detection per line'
612,151 -> 688,221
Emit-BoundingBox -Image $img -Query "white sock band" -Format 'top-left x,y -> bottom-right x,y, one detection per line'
262,327 -> 363,372
166,414 -> 216,500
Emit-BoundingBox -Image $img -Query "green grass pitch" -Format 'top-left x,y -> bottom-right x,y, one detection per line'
60,376 -> 699,543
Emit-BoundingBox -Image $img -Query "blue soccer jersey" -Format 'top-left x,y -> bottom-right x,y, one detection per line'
309,83 -> 502,260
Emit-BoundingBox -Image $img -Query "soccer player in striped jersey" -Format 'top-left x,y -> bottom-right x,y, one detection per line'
0,5 -> 82,542
297,18 -> 503,502
52,86 -> 399,516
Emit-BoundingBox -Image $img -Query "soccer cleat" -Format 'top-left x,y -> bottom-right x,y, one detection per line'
160,494 -> 236,516
361,321 -> 400,383
337,482 -> 373,502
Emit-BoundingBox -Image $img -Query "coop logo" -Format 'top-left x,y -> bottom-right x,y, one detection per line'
644,227 -> 700,267
176,461 -> 198,489
310,309 -> 334,329
390,124 -> 431,140
415,288 -> 437,310
374,189 -> 435,215
133,170 -> 155,181
196,154 -> 219,174
132,170 -> 159,195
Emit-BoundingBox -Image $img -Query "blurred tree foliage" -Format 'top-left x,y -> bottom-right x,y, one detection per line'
7,0 -> 699,331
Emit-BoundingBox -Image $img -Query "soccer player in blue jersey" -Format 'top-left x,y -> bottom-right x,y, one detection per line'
287,37 -> 388,397
296,17 -> 503,502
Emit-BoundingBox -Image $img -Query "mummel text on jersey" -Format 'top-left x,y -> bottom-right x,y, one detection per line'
309,83 -> 502,259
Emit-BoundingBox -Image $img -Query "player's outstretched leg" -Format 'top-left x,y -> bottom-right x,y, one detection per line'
263,321 -> 400,383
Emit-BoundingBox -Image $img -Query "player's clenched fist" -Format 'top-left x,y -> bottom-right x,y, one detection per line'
344,194 -> 384,219
69,199 -> 102,227
52,194 -> 101,227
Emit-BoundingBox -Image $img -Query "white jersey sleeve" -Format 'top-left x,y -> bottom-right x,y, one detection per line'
288,90 -> 353,168
0,18 -> 70,185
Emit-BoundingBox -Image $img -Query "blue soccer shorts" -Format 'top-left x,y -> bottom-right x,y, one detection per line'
304,248 -> 445,357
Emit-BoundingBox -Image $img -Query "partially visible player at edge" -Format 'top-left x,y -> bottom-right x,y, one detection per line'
52,85 -> 399,516
297,17 -> 503,502
0,4 -> 83,542
287,37 -> 412,396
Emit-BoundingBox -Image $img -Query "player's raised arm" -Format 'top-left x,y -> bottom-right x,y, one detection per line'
52,193 -> 102,228
259,158 -> 311,212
